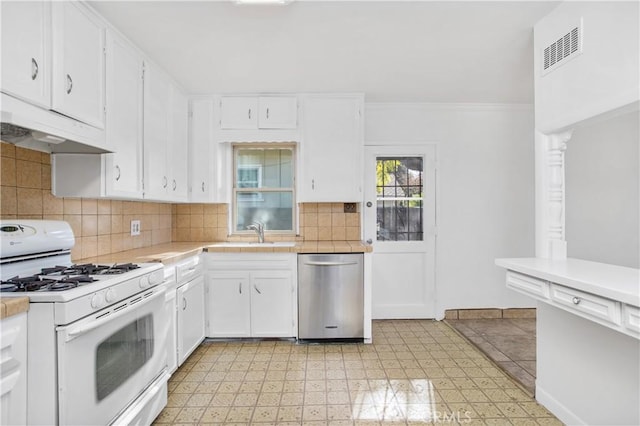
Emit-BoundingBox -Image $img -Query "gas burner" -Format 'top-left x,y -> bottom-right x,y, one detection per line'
49,281 -> 78,291
0,276 -> 59,292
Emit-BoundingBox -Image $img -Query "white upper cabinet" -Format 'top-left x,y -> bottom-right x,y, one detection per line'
300,94 -> 364,202
143,63 -> 171,200
258,96 -> 298,129
220,96 -> 297,129
143,62 -> 189,202
189,98 -> 216,202
169,88 -> 189,202
1,1 -> 50,108
51,2 -> 105,129
534,1 -> 639,133
103,30 -> 143,198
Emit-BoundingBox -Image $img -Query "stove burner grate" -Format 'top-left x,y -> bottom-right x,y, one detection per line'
0,276 -> 59,292
40,263 -> 141,276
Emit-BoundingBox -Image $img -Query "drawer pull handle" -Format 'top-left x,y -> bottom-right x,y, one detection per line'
31,58 -> 39,80
572,296 -> 581,305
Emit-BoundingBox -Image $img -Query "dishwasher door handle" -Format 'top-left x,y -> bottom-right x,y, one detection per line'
303,261 -> 358,267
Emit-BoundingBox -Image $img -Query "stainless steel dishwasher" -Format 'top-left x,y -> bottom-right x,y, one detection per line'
298,253 -> 364,340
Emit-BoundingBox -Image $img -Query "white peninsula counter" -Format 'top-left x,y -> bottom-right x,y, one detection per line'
496,257 -> 640,426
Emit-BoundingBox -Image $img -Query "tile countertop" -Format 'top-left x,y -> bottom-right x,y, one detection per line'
76,240 -> 372,265
1,297 -> 29,320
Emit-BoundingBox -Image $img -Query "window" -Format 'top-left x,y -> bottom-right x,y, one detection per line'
376,157 -> 424,241
233,144 -> 295,233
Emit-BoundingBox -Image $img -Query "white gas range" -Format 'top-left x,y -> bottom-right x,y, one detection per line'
0,220 -> 169,425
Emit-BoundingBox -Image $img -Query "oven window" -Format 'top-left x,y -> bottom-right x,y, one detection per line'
96,315 -> 154,401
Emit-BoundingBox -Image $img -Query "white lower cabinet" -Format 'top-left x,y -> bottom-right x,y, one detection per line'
207,272 -> 251,338
205,253 -> 296,338
165,256 -> 205,371
0,312 -> 27,426
177,275 -> 205,364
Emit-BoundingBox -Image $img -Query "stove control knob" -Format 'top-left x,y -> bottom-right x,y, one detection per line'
139,275 -> 150,288
91,293 -> 104,309
105,288 -> 117,303
148,270 -> 164,286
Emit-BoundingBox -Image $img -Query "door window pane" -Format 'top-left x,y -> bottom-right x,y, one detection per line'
376,157 -> 424,241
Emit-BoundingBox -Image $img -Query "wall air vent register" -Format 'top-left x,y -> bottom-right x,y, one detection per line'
542,18 -> 583,75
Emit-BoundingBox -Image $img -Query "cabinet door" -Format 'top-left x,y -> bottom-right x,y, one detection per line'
0,313 -> 27,426
250,271 -> 294,337
0,1 -> 50,108
207,273 -> 251,337
189,98 -> 215,202
258,97 -> 297,129
220,96 -> 258,129
103,31 -> 143,198
301,95 -> 363,202
177,276 -> 206,365
143,63 -> 170,200
51,2 -> 105,128
169,87 -> 189,201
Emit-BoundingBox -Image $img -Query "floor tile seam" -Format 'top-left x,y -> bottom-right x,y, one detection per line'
440,321 -> 536,399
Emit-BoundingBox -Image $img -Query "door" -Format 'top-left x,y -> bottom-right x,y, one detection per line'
207,273 -> 251,337
363,145 -> 437,318
250,271 -> 294,337
177,276 -> 205,364
258,97 -> 297,129
189,98 -> 215,202
104,30 -> 143,198
56,289 -> 166,426
169,86 -> 189,201
51,1 -> 105,128
0,1 -> 50,108
220,96 -> 258,129
143,63 -> 170,200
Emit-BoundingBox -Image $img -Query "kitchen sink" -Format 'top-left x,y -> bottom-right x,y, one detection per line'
209,241 -> 297,248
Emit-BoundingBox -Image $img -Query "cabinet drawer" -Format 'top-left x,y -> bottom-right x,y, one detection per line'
550,284 -> 621,325
176,256 -> 202,284
506,271 -> 550,300
623,304 -> 640,336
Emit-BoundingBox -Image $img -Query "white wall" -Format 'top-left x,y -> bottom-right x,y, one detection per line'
566,111 -> 640,268
534,1 -> 639,133
365,103 -> 535,314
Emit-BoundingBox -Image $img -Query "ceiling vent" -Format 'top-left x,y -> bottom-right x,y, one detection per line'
542,18 -> 583,75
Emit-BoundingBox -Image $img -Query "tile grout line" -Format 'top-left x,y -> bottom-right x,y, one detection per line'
442,320 -> 535,399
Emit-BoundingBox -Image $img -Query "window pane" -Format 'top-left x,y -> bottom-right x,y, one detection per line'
236,191 -> 293,231
236,147 -> 293,188
376,157 -> 424,241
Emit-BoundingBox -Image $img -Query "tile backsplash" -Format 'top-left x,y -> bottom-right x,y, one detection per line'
1,142 -> 171,260
1,141 -> 362,258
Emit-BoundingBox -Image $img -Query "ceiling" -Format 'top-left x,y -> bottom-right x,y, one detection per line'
89,0 -> 560,103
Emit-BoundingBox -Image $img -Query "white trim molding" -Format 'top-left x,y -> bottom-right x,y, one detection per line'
535,129 -> 572,260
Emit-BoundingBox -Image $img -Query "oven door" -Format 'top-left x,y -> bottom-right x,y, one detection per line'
56,287 -> 167,426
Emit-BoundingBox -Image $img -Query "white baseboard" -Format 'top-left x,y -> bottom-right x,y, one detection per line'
536,385 -> 584,426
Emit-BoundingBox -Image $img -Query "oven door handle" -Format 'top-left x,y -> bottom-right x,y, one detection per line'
61,289 -> 165,342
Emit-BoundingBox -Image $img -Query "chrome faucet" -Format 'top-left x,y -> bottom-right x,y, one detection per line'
246,221 -> 265,243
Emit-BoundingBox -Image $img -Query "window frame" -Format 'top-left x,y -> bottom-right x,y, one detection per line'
232,142 -> 297,236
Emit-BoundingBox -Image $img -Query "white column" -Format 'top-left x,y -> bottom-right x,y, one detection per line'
535,130 -> 572,259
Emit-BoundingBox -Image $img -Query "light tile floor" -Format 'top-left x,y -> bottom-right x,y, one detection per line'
446,319 -> 536,396
154,320 -> 560,425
